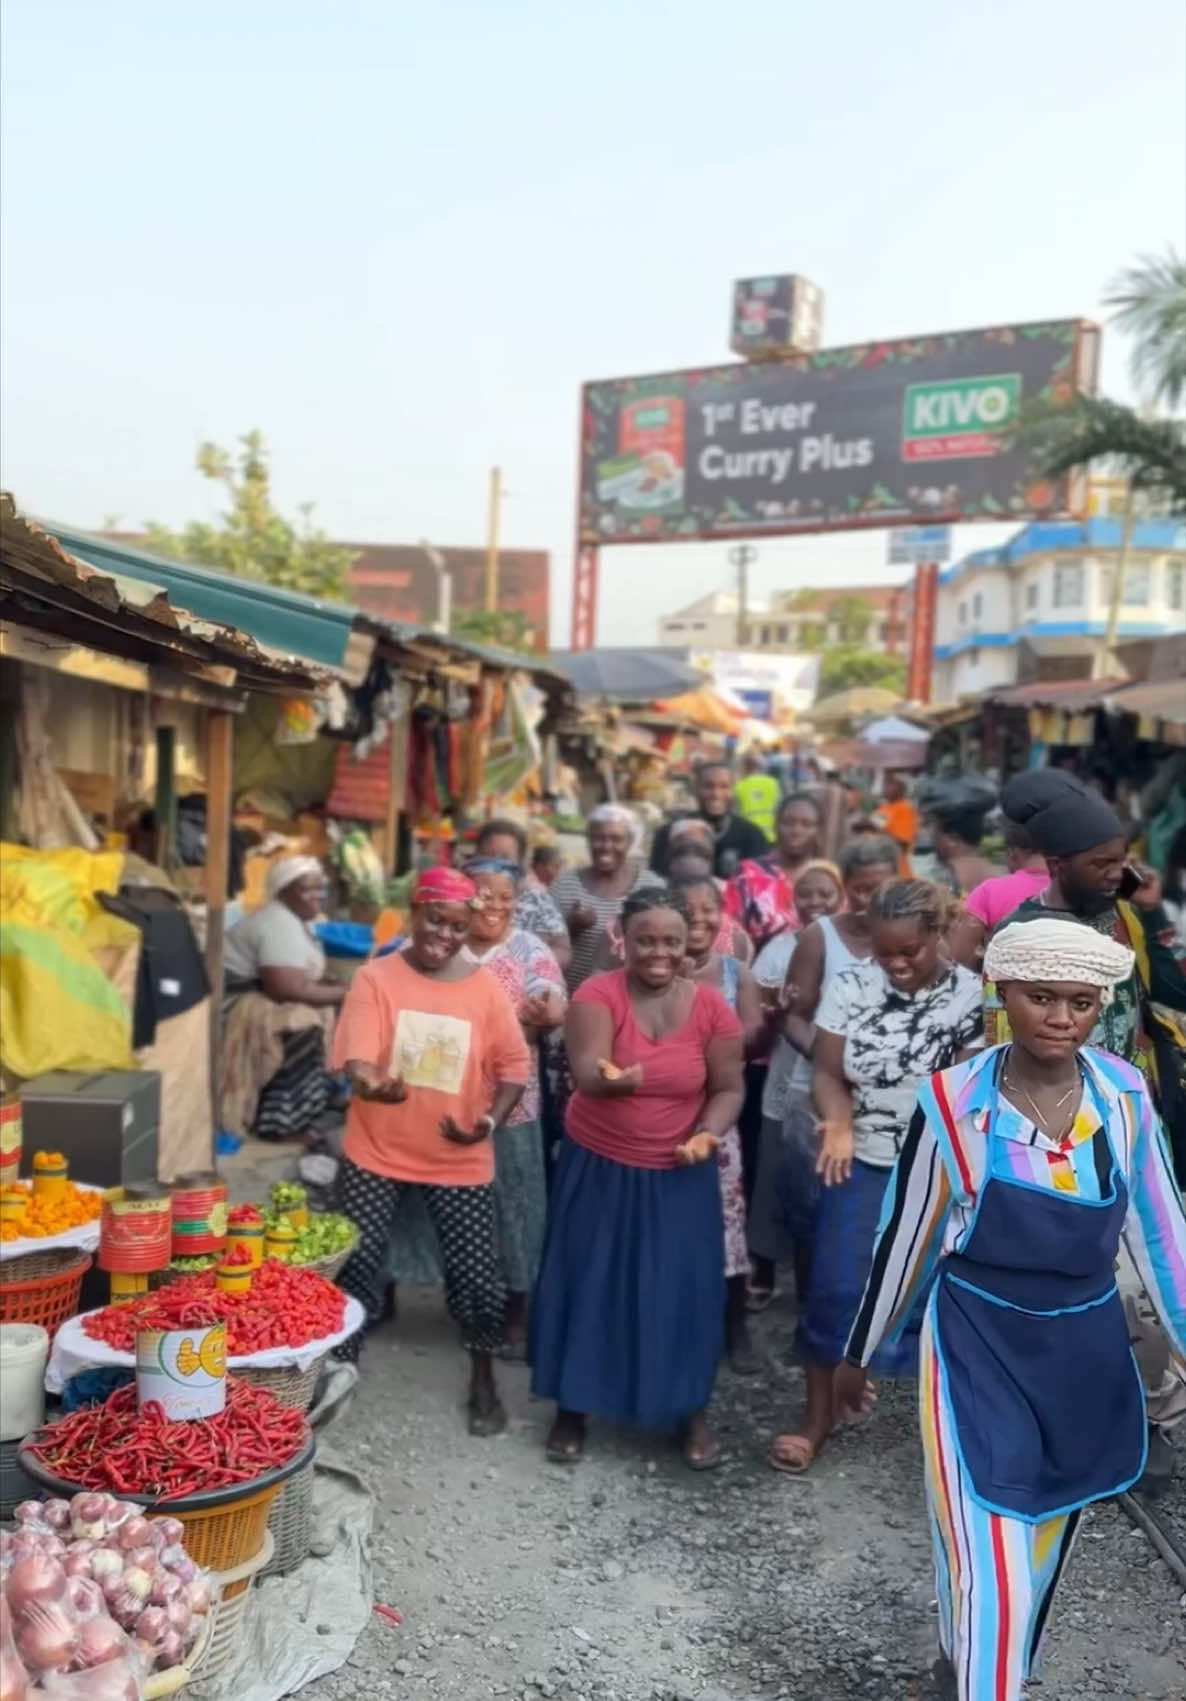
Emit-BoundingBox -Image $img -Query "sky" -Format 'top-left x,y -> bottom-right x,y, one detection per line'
3,0 -> 1184,647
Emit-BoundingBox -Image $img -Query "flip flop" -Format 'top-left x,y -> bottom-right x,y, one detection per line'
746,1285 -> 779,1314
545,1420 -> 585,1465
683,1441 -> 726,1472
467,1394 -> 508,1437
767,1434 -> 822,1475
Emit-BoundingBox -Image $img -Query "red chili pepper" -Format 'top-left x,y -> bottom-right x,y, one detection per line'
81,1260 -> 345,1355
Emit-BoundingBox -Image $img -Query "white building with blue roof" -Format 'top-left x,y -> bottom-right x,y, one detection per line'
932,516 -> 1185,700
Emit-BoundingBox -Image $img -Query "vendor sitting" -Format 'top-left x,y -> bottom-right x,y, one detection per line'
220,855 -> 345,1142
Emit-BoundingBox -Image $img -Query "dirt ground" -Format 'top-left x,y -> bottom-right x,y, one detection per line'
303,1288 -> 1186,1701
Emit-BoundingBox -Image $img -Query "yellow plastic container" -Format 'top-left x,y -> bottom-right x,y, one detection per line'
264,1222 -> 296,1263
32,1151 -> 68,1202
109,1270 -> 149,1305
215,1263 -> 253,1296
226,1223 -> 264,1269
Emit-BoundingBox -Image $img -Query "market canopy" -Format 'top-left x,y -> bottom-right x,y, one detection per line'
861,714 -> 930,744
654,686 -> 746,735
549,647 -> 701,702
808,685 -> 902,725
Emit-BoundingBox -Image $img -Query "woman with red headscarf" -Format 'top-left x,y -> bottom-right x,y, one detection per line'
330,867 -> 530,1434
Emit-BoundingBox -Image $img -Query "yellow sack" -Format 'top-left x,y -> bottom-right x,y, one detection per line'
0,845 -> 138,1077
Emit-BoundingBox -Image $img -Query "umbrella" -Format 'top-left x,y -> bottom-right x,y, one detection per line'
549,647 -> 701,702
808,686 -> 902,725
861,714 -> 930,744
655,687 -> 746,736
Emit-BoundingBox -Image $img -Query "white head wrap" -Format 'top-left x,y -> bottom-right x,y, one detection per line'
267,855 -> 324,901
587,803 -> 643,855
984,918 -> 1134,1003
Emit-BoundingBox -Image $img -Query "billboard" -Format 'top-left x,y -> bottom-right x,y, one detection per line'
578,320 -> 1096,548
730,275 -> 824,359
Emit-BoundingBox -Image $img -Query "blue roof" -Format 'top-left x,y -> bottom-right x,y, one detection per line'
939,517 -> 1186,585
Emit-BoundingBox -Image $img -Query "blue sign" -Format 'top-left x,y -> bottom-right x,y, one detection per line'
734,687 -> 774,720
888,525 -> 952,565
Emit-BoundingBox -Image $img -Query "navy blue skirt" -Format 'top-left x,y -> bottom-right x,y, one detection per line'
797,1157 -> 927,1376
529,1140 -> 724,1430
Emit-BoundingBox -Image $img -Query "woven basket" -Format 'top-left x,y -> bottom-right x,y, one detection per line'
262,1457 -> 314,1577
185,1529 -> 275,1684
298,1228 -> 358,1282
238,1353 -> 326,1412
0,1250 -> 91,1341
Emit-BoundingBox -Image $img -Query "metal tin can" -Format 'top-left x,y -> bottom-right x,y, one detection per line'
135,1322 -> 227,1420
226,1222 -> 265,1268
264,1221 -> 297,1262
0,1099 -> 21,1184
215,1262 -> 254,1295
170,1173 -> 229,1258
1,1188 -> 27,1227
99,1183 -> 172,1273
109,1271 -> 150,1304
31,1151 -> 68,1202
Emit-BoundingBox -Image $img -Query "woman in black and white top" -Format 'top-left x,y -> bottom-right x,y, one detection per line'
768,878 -> 983,1476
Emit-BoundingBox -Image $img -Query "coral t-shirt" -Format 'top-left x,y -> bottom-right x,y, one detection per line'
334,953 -> 529,1185
565,971 -> 741,1171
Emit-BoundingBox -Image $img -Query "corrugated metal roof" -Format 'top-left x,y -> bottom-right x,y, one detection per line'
984,678 -> 1126,713
549,648 -> 701,701
1,495 -> 326,693
1106,679 -> 1186,726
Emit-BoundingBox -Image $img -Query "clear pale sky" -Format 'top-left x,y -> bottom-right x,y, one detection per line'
3,0 -> 1184,645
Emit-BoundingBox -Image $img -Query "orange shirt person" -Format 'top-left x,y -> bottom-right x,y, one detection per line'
872,774 -> 916,877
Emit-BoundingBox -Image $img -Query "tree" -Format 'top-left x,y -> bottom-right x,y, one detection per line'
1025,396 -> 1186,514
144,432 -> 355,600
816,646 -> 906,698
1104,248 -> 1186,413
828,594 -> 874,644
797,618 -> 828,650
450,607 -> 536,653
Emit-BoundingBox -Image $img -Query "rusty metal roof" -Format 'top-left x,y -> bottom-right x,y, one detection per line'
984,678 -> 1126,713
1106,678 -> 1186,726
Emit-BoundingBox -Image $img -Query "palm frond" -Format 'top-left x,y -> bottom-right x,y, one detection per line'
1104,248 -> 1186,412
1019,395 -> 1186,513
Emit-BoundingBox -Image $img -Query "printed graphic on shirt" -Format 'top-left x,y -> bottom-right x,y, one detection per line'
393,1010 -> 472,1095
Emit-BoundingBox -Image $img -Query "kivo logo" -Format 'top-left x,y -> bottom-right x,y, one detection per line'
901,374 -> 1020,461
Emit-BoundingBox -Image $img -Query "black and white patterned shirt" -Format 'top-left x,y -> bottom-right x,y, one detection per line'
816,961 -> 984,1168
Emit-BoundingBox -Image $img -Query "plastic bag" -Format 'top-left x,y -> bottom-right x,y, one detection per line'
0,1596 -> 31,1701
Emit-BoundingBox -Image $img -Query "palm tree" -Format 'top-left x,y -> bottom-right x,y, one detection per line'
1028,396 -> 1186,513
1104,248 -> 1186,413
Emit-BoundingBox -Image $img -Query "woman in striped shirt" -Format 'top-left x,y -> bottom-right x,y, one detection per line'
834,919 -> 1186,1701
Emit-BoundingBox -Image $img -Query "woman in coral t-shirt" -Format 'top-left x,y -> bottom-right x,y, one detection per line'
330,867 -> 529,1436
530,887 -> 744,1469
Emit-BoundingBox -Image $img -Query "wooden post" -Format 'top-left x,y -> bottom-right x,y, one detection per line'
204,711 -> 234,1124
384,708 -> 410,876
154,725 -> 176,865
484,465 -> 502,613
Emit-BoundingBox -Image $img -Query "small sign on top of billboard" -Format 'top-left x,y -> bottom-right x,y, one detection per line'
888,525 -> 952,565
730,276 -> 824,359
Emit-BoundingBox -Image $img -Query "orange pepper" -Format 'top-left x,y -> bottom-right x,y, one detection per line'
0,1179 -> 102,1239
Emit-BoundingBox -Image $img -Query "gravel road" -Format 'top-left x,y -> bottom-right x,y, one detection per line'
304,1288 -> 1185,1701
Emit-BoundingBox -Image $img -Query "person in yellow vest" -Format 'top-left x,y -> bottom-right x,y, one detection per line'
734,750 -> 779,845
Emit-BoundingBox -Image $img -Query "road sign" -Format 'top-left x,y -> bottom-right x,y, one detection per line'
888,525 -> 952,565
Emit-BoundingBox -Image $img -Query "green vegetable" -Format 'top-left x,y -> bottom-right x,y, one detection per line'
261,1209 -> 356,1264
169,1254 -> 218,1272
270,1182 -> 307,1209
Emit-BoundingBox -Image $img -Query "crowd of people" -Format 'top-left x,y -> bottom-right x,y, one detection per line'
220,753 -> 1186,1701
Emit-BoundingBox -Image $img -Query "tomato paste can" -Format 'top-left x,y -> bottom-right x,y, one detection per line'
31,1151 -> 68,1202
226,1221 -> 265,1268
215,1261 -> 254,1295
0,1099 -> 21,1184
109,1271 -> 149,1304
99,1183 -> 172,1274
170,1173 -> 229,1258
135,1322 -> 227,1420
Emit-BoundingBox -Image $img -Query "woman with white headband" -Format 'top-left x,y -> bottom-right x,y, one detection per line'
833,918 -> 1186,1701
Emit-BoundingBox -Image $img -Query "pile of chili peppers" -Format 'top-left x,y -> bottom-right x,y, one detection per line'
81,1259 -> 346,1355
24,1380 -> 309,1499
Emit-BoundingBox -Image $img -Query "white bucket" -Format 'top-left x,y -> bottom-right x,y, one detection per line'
135,1323 -> 227,1420
0,1323 -> 49,1440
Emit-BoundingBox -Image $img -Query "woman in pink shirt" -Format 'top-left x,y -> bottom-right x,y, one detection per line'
949,821 -> 1049,969
530,887 -> 744,1469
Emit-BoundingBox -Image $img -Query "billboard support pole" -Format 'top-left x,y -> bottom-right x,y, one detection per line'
571,542 -> 599,652
484,465 -> 502,613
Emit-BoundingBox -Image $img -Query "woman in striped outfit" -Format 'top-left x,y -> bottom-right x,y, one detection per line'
834,918 -> 1186,1701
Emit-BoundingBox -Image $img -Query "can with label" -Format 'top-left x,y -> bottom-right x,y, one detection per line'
100,1184 -> 172,1273
263,1220 -> 296,1263
0,1099 -> 21,1184
215,1261 -> 254,1296
170,1173 -> 228,1258
31,1151 -> 68,1202
135,1322 -> 227,1420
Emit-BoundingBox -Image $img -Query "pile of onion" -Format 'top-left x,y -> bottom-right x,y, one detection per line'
0,1494 -> 211,1696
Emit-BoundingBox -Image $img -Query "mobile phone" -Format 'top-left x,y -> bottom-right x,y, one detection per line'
1118,864 -> 1142,901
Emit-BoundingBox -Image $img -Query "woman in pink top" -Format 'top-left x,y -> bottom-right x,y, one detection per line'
950,821 -> 1049,969
530,887 -> 744,1469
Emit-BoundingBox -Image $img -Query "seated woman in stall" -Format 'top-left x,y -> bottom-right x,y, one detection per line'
219,856 -> 346,1142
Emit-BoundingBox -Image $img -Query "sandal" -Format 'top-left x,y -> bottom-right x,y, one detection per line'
680,1417 -> 725,1472
545,1415 -> 586,1465
767,1433 -> 823,1475
746,1284 -> 779,1314
467,1391 -> 507,1437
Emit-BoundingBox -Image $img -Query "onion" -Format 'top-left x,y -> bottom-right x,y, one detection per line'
6,1554 -> 67,1612
42,1501 -> 72,1533
114,1518 -> 151,1554
152,1518 -> 184,1548
104,1588 -> 142,1631
40,1659 -> 141,1700
184,1578 -> 210,1616
73,1615 -> 127,1670
0,1647 -> 29,1701
11,1504 -> 46,1531
157,1630 -> 185,1668
133,1606 -> 167,1648
119,1565 -> 152,1604
163,1598 -> 191,1639
69,1495 -> 108,1543
15,1599 -> 79,1672
60,1553 -> 92,1580
148,1572 -> 181,1607
123,1546 -> 155,1576
90,1552 -> 123,1586
66,1578 -> 103,1620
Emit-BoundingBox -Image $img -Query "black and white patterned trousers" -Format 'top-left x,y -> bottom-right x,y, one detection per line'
332,1157 -> 506,1360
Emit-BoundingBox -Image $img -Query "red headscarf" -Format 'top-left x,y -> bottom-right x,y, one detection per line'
411,867 -> 478,907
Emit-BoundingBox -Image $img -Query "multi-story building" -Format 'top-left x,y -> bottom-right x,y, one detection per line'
657,582 -> 910,652
932,517 -> 1186,701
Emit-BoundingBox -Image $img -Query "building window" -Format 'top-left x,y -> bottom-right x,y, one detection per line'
1168,562 -> 1185,610
759,626 -> 771,646
775,624 -> 789,644
1025,582 -> 1039,611
1100,563 -> 1152,606
1052,562 -> 1084,608
958,600 -> 967,625
968,647 -> 980,667
690,622 -> 705,631
972,591 -> 983,620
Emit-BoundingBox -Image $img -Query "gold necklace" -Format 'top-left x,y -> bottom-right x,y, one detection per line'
1002,1067 -> 1080,1140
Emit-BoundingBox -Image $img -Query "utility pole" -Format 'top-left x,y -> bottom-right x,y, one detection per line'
484,466 -> 502,613
728,543 -> 758,647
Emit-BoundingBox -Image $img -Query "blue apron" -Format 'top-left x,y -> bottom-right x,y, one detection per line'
934,1063 -> 1146,1521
